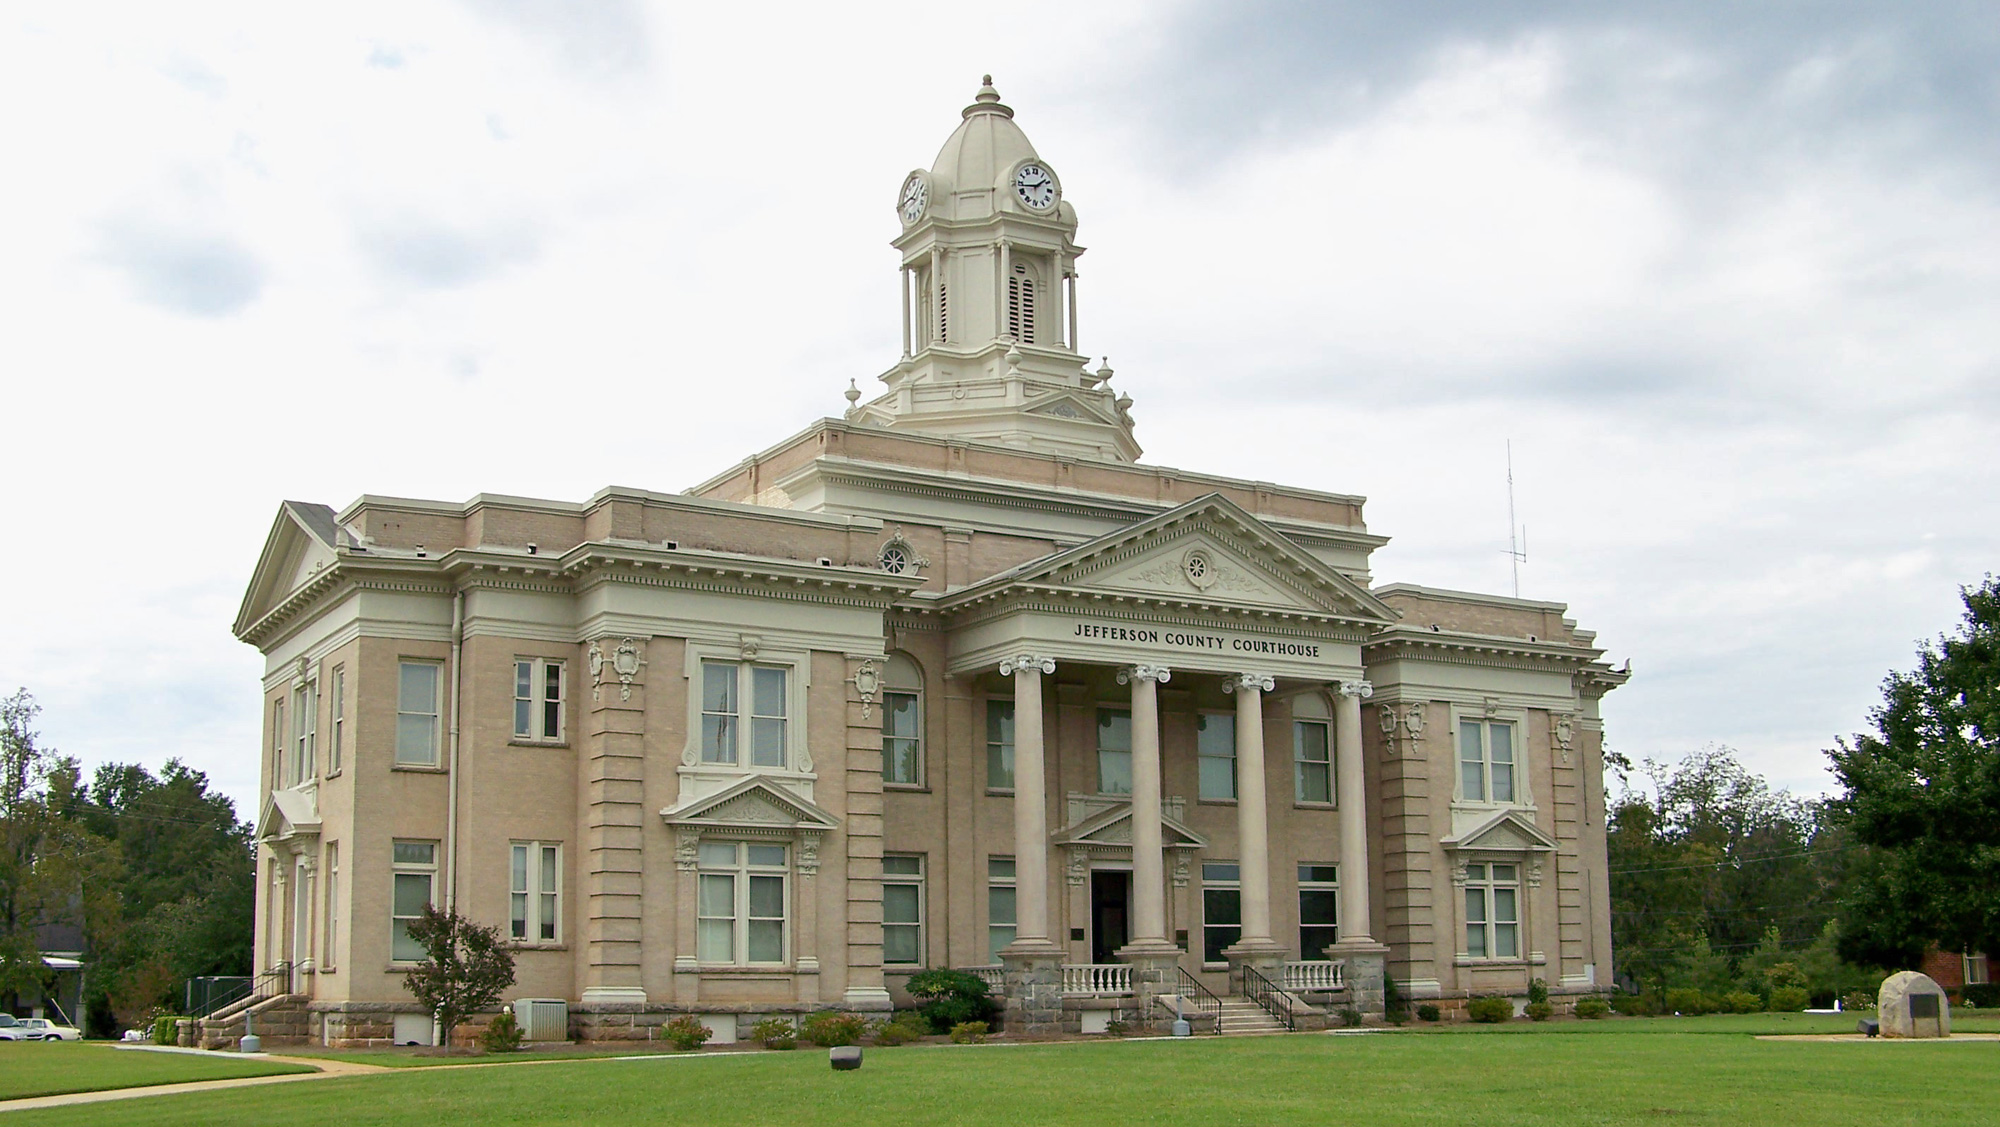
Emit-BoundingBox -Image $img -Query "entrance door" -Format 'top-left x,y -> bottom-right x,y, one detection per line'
1090,870 -> 1130,964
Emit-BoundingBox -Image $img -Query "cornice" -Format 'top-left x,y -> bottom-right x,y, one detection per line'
553,542 -> 924,609
1363,625 -> 1608,678
943,590 -> 1374,645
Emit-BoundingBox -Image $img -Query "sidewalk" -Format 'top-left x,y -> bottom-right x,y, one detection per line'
0,1053 -> 388,1114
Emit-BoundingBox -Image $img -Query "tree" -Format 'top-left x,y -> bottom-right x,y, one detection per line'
1828,575 -> 2000,966
401,903 -> 516,1048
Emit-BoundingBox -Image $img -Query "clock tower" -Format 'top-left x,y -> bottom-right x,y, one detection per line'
846,78 -> 1142,463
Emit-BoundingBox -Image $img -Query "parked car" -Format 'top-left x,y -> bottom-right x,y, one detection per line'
0,1014 -> 22,1041
14,1018 -> 82,1041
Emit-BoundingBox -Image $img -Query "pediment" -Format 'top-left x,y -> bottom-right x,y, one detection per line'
1053,802 -> 1209,851
234,501 -> 342,640
661,775 -> 839,831
1074,531 -> 1310,611
1026,393 -> 1114,426
258,787 -> 321,845
1442,808 -> 1558,853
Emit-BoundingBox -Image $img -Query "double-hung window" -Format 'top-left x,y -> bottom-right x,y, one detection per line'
513,659 -> 565,742
1298,864 -> 1339,957
323,842 -> 339,970
1463,862 -> 1520,958
1096,708 -> 1132,796
1202,863 -> 1242,964
292,680 -> 317,785
396,662 -> 442,767
1197,712 -> 1236,800
697,842 -> 787,964
510,842 -> 561,943
328,666 -> 344,774
882,854 -> 924,966
987,856 -> 1016,962
1295,716 -> 1332,803
1459,720 -> 1517,803
881,655 -> 923,786
1966,952 -> 1990,986
271,699 -> 285,784
986,700 -> 1014,791
700,663 -> 788,767
391,841 -> 438,962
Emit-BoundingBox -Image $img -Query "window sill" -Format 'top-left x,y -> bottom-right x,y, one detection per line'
324,769 -> 342,780
1293,800 -> 1336,811
1453,953 -> 1548,967
1201,962 -> 1228,972
508,942 -> 569,952
883,783 -> 930,793
694,965 -> 800,974
1196,797 -> 1238,806
507,739 -> 570,750
391,763 -> 447,774
985,788 -> 1016,797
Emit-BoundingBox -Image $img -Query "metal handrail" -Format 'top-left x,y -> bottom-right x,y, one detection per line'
1241,965 -> 1296,1032
1175,966 -> 1223,1029
202,962 -> 295,1020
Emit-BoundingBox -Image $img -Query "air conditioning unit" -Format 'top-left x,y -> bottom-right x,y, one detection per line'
513,998 -> 568,1042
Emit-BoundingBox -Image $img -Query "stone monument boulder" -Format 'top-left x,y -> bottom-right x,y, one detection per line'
1876,971 -> 1951,1038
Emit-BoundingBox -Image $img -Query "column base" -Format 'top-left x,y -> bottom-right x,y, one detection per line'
999,945 -> 1066,1034
1116,941 -> 1186,1028
840,986 -> 893,1012
1221,938 -> 1289,992
579,986 -> 649,1006
1330,940 -> 1391,1016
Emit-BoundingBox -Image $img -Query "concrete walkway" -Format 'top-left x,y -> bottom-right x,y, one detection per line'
0,1051 -> 389,1114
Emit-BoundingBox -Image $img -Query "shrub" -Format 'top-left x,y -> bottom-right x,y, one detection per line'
1340,1008 -> 1363,1027
889,1010 -> 931,1035
751,1017 -> 797,1050
1767,986 -> 1810,1013
478,1011 -> 523,1053
1962,983 -> 2000,1008
873,1022 -> 918,1046
1466,996 -> 1513,1023
1721,991 -> 1763,1014
1526,978 -> 1549,1005
801,1010 -> 867,1047
948,1021 -> 989,1044
903,969 -> 998,1033
1416,1003 -> 1441,1023
1839,990 -> 1876,1012
1525,1002 -> 1553,1022
661,1015 -> 712,1052
1663,988 -> 1714,1015
1610,991 -> 1657,1016
1104,1020 -> 1129,1037
152,1015 -> 184,1046
1574,998 -> 1610,1020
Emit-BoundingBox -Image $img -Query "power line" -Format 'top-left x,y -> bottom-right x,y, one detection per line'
1607,843 -> 1854,876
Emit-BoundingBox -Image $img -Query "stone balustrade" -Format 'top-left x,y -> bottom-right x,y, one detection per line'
1062,963 -> 1135,996
1281,960 -> 1346,992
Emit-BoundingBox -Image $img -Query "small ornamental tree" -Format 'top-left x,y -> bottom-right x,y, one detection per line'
400,903 -> 516,1049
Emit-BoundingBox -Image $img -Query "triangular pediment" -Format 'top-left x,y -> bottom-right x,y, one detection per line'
257,786 -> 321,845
1053,802 -> 1210,851
944,494 -> 1395,624
234,501 -> 341,640
1025,392 -> 1114,426
661,775 -> 840,831
1442,808 -> 1558,853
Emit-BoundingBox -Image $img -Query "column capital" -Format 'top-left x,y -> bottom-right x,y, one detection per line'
1222,673 -> 1275,694
1337,679 -> 1375,699
1117,665 -> 1171,685
999,655 -> 1055,676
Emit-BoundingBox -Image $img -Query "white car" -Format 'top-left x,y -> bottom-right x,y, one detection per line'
13,1018 -> 82,1041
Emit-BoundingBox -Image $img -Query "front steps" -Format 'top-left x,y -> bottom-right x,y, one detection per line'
1214,997 -> 1290,1035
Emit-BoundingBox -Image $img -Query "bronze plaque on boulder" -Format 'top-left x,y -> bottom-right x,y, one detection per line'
1910,994 -> 1940,1019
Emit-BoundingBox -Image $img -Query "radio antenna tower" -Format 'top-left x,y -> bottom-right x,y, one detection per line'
1506,440 -> 1528,598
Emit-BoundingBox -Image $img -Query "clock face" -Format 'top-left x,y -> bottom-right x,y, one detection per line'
1013,163 -> 1056,210
899,175 -> 928,224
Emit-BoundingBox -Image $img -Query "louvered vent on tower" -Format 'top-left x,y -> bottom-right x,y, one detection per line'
1007,263 -> 1035,342
938,281 -> 949,342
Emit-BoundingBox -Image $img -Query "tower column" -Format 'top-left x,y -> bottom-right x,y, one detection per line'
1067,269 -> 1079,354
900,266 -> 912,357
997,239 -> 1013,340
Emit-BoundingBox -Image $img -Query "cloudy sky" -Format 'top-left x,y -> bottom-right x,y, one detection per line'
3,1 -> 1995,817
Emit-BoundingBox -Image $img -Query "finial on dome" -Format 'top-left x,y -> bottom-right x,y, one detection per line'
1096,357 -> 1114,383
964,75 -> 1013,119
845,378 -> 861,405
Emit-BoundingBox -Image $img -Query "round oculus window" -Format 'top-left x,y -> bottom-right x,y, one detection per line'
1183,549 -> 1216,589
880,544 -> 911,574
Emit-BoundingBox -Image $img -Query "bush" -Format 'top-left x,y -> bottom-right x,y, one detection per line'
1721,991 -> 1763,1014
1767,986 -> 1810,1013
1104,1020 -> 1130,1037
800,1010 -> 867,1047
1610,991 -> 1657,1016
1416,1003 -> 1441,1022
873,1022 -> 918,1045
1466,996 -> 1513,1023
1961,983 -> 2000,1008
751,1017 -> 796,1050
1525,1002 -> 1553,1022
152,1015 -> 184,1046
478,1011 -> 523,1053
1839,990 -> 1876,1012
1339,1008 -> 1363,1027
661,1015 -> 712,1052
948,1021 -> 989,1044
903,969 -> 998,1033
1574,998 -> 1610,1020
1526,978 -> 1549,1005
1663,988 -> 1714,1016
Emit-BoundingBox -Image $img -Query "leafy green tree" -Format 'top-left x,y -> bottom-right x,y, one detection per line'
402,903 -> 517,1048
1829,576 -> 2000,966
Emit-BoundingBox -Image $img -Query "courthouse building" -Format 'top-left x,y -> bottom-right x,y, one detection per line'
235,80 -> 1626,1043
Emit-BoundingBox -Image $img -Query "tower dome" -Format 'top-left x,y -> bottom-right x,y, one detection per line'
926,77 -> 1054,222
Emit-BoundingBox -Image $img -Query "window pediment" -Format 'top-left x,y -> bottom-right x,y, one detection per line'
258,786 -> 321,846
661,776 -> 839,834
1052,800 -> 1209,851
1442,808 -> 1557,854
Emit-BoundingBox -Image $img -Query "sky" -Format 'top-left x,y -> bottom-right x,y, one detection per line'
2,1 -> 1995,820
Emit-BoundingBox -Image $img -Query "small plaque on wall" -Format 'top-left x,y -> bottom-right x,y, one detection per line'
1175,930 -> 1189,949
1070,928 -> 1085,941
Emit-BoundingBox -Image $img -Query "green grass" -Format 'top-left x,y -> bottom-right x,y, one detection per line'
0,1043 -> 312,1101
280,1043 -> 695,1068
8,1015 -> 2000,1126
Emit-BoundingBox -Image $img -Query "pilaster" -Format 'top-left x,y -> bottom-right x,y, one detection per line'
842,655 -> 891,1010
579,636 -> 650,1004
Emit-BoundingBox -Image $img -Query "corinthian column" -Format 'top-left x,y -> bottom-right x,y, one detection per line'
1336,679 -> 1375,944
1116,665 -> 1176,954
999,655 -> 1058,952
1222,674 -> 1283,965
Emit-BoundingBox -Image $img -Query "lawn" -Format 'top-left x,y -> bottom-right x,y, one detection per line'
0,1043 -> 312,1101
7,1015 -> 1999,1127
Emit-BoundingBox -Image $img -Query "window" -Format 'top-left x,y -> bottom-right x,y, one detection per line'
987,856 -> 1016,962
1464,862 -> 1520,959
883,854 -> 924,966
1299,864 -> 1339,957
697,842 -> 787,964
391,841 -> 437,962
396,662 -> 442,767
292,680 -> 317,785
1096,708 -> 1132,796
323,842 -> 338,969
881,654 -> 922,786
986,699 -> 1014,790
513,659 -> 565,742
1459,720 -> 1517,803
510,842 -> 561,943
328,666 -> 344,774
271,699 -> 285,785
700,663 -> 789,768
1966,953 -> 1990,985
1197,712 -> 1236,800
1202,863 -> 1241,964
1007,262 -> 1036,341
1294,695 -> 1332,804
